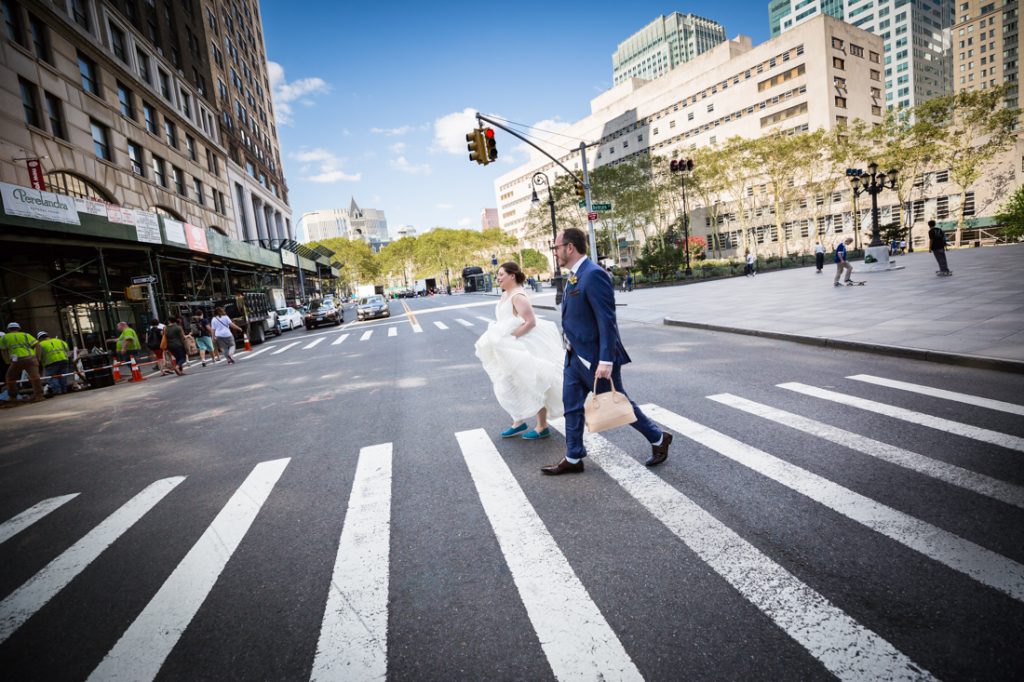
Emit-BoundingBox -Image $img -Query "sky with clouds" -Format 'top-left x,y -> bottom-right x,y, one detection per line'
261,1 -> 771,239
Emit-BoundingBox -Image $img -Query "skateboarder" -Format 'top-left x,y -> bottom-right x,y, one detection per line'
928,220 -> 952,276
833,237 -> 854,286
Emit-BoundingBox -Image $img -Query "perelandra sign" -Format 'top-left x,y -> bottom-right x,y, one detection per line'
0,181 -> 80,225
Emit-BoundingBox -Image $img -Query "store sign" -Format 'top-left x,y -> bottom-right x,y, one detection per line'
26,159 -> 46,190
162,218 -> 187,244
134,210 -> 161,244
74,197 -> 107,216
106,205 -> 135,224
0,182 -> 80,225
184,223 -> 209,252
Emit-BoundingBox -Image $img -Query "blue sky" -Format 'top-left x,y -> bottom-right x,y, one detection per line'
261,1 -> 772,239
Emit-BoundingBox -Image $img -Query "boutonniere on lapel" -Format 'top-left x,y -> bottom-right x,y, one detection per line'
567,274 -> 578,287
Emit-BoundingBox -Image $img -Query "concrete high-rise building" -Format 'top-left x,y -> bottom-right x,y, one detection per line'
769,1 -> 956,110
612,13 -> 727,85
951,0 -> 1022,109
481,208 -> 499,229
298,198 -> 388,244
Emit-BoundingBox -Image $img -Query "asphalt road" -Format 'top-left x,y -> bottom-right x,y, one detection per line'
1,293 -> 1022,681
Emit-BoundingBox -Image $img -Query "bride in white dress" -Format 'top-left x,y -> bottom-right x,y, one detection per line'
474,261 -> 564,440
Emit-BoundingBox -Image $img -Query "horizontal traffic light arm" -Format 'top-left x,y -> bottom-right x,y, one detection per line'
474,112 -> 585,187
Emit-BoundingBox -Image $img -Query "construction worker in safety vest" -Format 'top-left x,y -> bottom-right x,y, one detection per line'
115,321 -> 141,362
37,331 -> 71,396
0,322 -> 44,406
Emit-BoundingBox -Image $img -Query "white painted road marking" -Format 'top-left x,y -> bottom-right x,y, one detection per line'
433,321 -> 448,330
411,322 -> 423,334
240,346 -> 271,360
360,330 -> 373,341
548,419 -> 934,682
710,393 -> 1024,509
643,403 -> 1024,603
455,429 -> 642,682
331,334 -> 349,346
0,494 -> 79,546
271,341 -> 301,356
455,318 -> 473,327
779,382 -> 1024,452
89,459 -> 289,681
388,327 -> 397,337
304,338 -> 325,350
847,374 -> 1024,416
0,477 -> 185,643
311,443 -> 393,682
475,316 -> 493,324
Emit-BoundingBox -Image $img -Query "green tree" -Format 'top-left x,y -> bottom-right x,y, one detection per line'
514,248 -> 550,275
869,110 -> 938,247
995,185 -> 1024,241
377,236 -> 418,288
689,145 -> 732,257
307,237 -> 379,290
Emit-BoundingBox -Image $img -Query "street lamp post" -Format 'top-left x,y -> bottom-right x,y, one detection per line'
670,159 -> 694,276
531,172 -> 564,304
848,162 -> 898,248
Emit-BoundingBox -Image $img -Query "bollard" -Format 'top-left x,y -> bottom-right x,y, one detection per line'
129,357 -> 146,382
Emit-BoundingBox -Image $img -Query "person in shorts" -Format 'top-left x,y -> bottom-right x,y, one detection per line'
191,311 -> 215,367
211,307 -> 243,365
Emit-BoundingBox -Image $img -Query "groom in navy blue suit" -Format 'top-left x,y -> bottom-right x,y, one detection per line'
542,228 -> 672,475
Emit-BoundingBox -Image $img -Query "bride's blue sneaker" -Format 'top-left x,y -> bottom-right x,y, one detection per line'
522,428 -> 550,440
500,423 -> 529,438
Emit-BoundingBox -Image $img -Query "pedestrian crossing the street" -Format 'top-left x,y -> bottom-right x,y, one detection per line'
1,375 -> 1021,678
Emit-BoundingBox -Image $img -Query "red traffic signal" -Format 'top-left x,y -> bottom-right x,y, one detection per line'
483,127 -> 497,163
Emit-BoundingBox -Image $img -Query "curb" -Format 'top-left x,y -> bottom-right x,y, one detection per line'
663,318 -> 1024,374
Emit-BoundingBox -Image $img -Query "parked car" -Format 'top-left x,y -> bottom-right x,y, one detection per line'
277,307 -> 303,331
357,295 -> 391,321
305,301 -> 343,329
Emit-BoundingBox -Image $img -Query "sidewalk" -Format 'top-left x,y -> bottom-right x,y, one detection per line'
533,243 -> 1024,373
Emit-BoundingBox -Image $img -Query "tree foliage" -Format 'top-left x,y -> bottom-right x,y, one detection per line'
995,185 -> 1024,241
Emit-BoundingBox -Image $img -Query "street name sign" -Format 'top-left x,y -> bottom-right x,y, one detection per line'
132,275 -> 158,285
578,202 -> 613,211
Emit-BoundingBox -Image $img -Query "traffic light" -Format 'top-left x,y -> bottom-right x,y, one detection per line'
483,127 -> 497,163
575,182 -> 586,199
670,159 -> 694,173
466,128 -> 486,165
125,285 -> 146,301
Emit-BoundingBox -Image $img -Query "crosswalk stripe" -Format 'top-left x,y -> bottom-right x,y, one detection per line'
240,346 -> 270,360
311,444 -> 392,682
331,334 -> 349,346
847,374 -> 1024,416
360,330 -> 373,341
433,321 -> 448,330
642,404 -> 1024,604
388,327 -> 397,337
304,338 -> 325,350
455,429 -> 642,681
271,341 -> 301,356
475,316 -> 493,324
710,393 -> 1024,509
455,318 -> 473,327
88,459 -> 289,681
547,419 -> 934,681
0,477 -> 185,644
0,494 -> 79,546
779,383 -> 1024,452
411,322 -> 423,333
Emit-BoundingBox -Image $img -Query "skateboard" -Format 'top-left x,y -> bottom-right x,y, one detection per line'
846,280 -> 865,286
936,271 -> 954,276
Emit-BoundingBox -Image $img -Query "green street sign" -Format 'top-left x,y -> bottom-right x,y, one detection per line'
578,202 -> 612,211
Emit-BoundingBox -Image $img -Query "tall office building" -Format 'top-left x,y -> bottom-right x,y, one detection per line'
612,13 -> 727,85
951,0 -> 1021,109
299,199 -> 388,244
770,1 -> 956,110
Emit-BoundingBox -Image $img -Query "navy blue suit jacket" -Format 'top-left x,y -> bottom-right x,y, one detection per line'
561,258 -> 631,366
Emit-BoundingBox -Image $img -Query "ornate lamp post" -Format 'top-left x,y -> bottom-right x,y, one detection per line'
670,159 -> 694,276
531,172 -> 564,304
848,162 -> 898,248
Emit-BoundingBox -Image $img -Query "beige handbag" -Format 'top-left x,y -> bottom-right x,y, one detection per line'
584,377 -> 637,433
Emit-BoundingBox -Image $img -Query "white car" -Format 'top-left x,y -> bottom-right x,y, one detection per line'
277,307 -> 303,331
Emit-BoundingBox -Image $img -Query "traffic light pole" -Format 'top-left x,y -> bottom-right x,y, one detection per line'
578,142 -> 598,261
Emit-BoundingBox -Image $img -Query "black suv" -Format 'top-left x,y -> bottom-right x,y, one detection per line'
305,301 -> 342,329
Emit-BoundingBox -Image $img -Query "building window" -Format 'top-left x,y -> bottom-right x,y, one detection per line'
172,166 -> 185,195
833,57 -> 845,70
152,155 -> 167,187
164,119 -> 176,147
136,47 -> 151,84
143,101 -> 158,134
849,44 -> 864,58
117,81 -> 135,119
78,51 -> 99,95
158,69 -> 171,100
870,69 -> 881,81
179,88 -> 191,118
71,0 -> 91,31
2,0 -> 24,43
871,105 -> 882,116
44,92 -> 66,139
193,178 -> 205,205
28,13 -> 51,63
109,22 -> 126,61
869,50 -> 881,63
835,96 -> 847,108
127,140 -> 145,176
185,134 -> 196,161
832,37 -> 844,50
19,78 -> 40,128
90,119 -> 111,160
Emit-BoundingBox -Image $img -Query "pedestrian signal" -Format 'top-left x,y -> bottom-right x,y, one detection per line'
125,285 -> 147,301
466,128 -> 486,165
483,127 -> 497,163
575,182 -> 586,199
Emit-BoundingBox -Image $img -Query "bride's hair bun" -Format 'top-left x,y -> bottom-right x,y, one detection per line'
500,261 -> 526,285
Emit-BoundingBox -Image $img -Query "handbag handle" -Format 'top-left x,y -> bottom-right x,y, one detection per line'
591,377 -> 625,401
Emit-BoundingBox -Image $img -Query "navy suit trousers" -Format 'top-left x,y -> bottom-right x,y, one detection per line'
562,352 -> 662,460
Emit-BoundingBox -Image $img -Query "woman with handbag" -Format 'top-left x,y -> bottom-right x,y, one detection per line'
474,261 -> 564,440
162,317 -> 188,376
211,307 -> 244,365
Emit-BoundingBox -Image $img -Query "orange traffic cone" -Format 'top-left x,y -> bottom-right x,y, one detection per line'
112,360 -> 122,382
243,333 -> 252,351
129,357 -> 146,382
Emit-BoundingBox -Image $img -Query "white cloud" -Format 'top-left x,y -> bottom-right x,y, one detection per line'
267,61 -> 330,125
291,147 -> 360,184
389,142 -> 407,154
371,125 -> 415,136
390,156 -> 431,175
433,108 -> 479,155
435,202 -> 454,210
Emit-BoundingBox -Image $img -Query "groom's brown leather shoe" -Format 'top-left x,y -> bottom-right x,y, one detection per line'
541,458 -> 584,475
645,432 -> 672,467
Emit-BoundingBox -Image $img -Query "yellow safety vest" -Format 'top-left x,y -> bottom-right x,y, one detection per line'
1,331 -> 37,359
39,338 -> 69,366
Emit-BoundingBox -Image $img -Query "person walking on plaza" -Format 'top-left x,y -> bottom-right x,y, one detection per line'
162,317 -> 188,376
475,261 -> 564,441
928,220 -> 952,276
190,311 -> 215,367
833,237 -> 854,286
115,321 -> 141,362
625,271 -> 634,292
744,250 -> 756,277
814,241 -> 825,273
211,307 -> 243,365
541,228 -> 672,475
37,331 -> 70,396
1,322 -> 44,406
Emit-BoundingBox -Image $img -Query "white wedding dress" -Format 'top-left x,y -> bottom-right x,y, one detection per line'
474,290 -> 565,422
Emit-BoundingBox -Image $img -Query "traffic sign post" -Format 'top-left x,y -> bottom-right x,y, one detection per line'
587,212 -> 599,221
